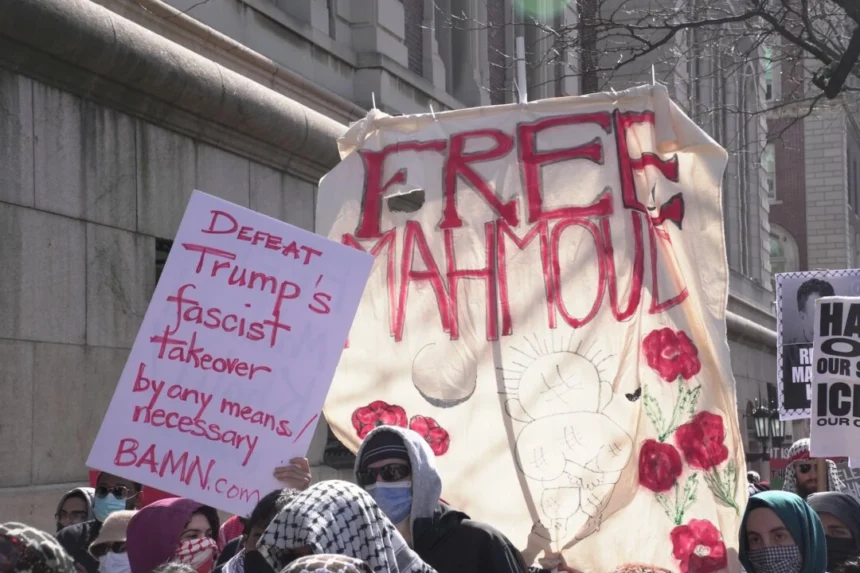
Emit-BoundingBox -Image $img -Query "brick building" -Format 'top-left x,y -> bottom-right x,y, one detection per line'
767,56 -> 860,273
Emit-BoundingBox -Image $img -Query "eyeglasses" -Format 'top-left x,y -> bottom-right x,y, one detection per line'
94,485 -> 135,500
56,510 -> 89,523
356,463 -> 411,487
90,543 -> 126,559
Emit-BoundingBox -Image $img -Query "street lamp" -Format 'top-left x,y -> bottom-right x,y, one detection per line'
770,408 -> 787,447
751,401 -> 772,461
752,403 -> 771,440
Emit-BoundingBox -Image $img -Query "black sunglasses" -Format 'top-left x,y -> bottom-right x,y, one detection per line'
797,463 -> 814,475
90,543 -> 126,559
94,485 -> 135,500
356,463 -> 411,487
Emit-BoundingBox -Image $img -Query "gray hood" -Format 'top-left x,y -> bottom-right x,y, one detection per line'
56,487 -> 95,520
354,426 -> 442,536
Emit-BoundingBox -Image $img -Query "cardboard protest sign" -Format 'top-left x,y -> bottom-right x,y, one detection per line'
835,462 -> 860,500
88,191 -> 372,515
776,269 -> 860,420
810,296 -> 860,458
318,85 -> 744,572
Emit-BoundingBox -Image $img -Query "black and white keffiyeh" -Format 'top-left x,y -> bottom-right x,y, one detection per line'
281,555 -> 372,573
256,481 -> 435,573
746,545 -> 803,573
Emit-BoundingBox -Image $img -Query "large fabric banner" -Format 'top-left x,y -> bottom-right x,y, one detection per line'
318,85 -> 744,572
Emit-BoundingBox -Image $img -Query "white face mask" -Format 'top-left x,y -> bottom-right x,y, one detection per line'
99,552 -> 131,573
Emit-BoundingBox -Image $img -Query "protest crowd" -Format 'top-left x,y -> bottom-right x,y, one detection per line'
3,432 -> 860,573
0,43 -> 856,573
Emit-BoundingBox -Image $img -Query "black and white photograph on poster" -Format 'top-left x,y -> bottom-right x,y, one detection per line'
810,296 -> 860,457
777,269 -> 860,419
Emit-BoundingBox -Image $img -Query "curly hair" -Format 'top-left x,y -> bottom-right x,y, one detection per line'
797,278 -> 835,311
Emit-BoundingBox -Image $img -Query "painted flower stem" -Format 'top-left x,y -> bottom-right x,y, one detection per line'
704,462 -> 740,514
644,381 -> 703,442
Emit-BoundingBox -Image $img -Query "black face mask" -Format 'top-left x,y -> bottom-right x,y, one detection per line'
826,536 -> 859,571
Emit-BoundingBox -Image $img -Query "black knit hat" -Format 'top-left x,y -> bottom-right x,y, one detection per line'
359,430 -> 410,469
0,522 -> 76,573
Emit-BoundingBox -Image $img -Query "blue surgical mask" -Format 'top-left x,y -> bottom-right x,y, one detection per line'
93,494 -> 126,523
367,482 -> 412,525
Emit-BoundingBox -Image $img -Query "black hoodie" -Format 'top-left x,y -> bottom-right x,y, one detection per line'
356,426 -> 526,573
413,503 -> 526,573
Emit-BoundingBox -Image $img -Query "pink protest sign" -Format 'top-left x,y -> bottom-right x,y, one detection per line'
87,190 -> 373,515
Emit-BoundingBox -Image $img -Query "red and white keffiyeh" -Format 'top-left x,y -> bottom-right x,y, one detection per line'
175,538 -> 218,573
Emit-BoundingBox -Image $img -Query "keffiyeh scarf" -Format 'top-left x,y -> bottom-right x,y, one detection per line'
0,523 -> 76,573
281,555 -> 372,573
257,481 -> 435,573
782,439 -> 845,494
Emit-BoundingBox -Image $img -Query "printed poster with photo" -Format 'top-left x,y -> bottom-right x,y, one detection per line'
777,270 -> 860,420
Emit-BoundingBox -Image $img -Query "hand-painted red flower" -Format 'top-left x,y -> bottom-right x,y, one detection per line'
638,439 -> 682,492
351,401 -> 407,439
671,519 -> 728,573
409,415 -> 451,456
643,328 -> 701,382
675,411 -> 729,470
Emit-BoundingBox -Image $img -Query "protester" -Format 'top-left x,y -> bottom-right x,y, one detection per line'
739,490 -> 826,573
353,426 -> 526,573
281,555 -> 372,573
218,489 -> 300,573
808,492 -> 860,571
257,480 -> 436,573
218,459 -> 312,556
89,511 -> 135,573
126,498 -> 219,573
56,488 -> 96,533
0,522 -> 77,573
782,438 -> 845,499
217,517 -> 244,555
748,471 -> 764,496
58,474 -> 142,573
214,458 -> 314,570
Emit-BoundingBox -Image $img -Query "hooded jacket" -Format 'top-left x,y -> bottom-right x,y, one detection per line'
355,426 -> 526,573
126,498 -> 219,573
57,521 -> 102,573
56,488 -> 96,533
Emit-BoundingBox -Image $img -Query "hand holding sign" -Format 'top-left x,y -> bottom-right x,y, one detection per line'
273,457 -> 312,490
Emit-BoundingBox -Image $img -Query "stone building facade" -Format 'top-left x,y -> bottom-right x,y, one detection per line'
769,102 -> 860,273
1,0 -> 779,529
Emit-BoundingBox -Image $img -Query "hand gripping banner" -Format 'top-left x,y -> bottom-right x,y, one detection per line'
317,85 -> 744,572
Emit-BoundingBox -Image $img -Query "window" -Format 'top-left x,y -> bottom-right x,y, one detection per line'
769,234 -> 785,274
769,225 -> 799,287
764,44 -> 774,100
764,142 -> 776,199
